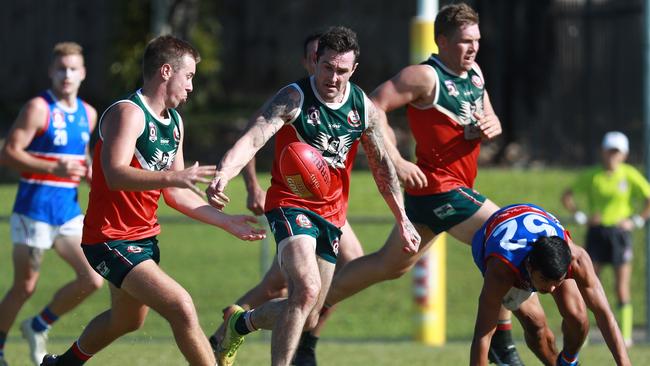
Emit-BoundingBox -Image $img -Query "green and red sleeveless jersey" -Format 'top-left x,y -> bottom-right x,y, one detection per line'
83,90 -> 182,243
265,77 -> 367,227
406,55 -> 486,195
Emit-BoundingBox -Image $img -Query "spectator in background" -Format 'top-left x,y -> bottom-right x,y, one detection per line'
562,131 -> 650,346
0,42 -> 103,366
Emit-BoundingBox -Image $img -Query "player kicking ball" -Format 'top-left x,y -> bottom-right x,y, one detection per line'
470,203 -> 631,366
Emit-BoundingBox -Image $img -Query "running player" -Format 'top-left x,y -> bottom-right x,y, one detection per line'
206,26 -> 420,366
0,42 -> 103,366
471,203 -> 631,366
208,31 -> 366,366
40,35 -> 265,366
324,3 -> 522,364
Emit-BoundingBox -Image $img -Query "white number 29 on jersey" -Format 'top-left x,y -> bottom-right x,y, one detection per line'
493,214 -> 559,251
53,129 -> 68,146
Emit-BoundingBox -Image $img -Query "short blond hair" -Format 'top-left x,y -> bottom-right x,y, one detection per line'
51,42 -> 84,62
435,3 -> 479,39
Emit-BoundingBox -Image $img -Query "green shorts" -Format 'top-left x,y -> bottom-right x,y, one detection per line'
405,187 -> 486,234
82,236 -> 160,288
265,207 -> 342,264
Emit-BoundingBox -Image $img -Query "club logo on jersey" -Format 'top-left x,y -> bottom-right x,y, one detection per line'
295,214 -> 312,228
96,261 -> 110,276
331,238 -> 340,256
173,126 -> 181,143
618,179 -> 629,192
148,122 -> 157,142
67,114 -> 75,123
471,75 -> 484,89
314,132 -> 354,169
444,80 -> 459,97
347,110 -> 361,127
52,109 -> 66,129
126,245 -> 143,254
307,106 -> 321,126
81,131 -> 90,142
147,148 -> 176,171
433,203 -> 456,219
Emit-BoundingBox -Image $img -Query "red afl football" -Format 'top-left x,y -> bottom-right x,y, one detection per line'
279,142 -> 331,199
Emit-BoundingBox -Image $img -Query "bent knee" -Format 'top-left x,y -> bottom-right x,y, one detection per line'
304,311 -> 320,331
80,275 -> 104,293
290,283 -> 321,309
164,294 -> 199,326
11,283 -> 37,301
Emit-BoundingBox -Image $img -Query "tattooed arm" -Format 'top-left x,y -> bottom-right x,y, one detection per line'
207,85 -> 302,209
361,98 -> 421,253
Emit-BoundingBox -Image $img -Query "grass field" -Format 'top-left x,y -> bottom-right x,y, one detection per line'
1,168 -> 650,365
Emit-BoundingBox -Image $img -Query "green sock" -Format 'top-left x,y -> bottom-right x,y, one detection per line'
618,303 -> 633,343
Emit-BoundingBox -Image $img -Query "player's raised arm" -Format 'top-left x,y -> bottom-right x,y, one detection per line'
470,259 -> 515,366
207,85 -> 302,209
369,64 -> 436,190
568,242 -> 631,365
360,99 -> 420,253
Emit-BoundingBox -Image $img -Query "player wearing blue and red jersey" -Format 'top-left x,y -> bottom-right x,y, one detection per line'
0,42 -> 103,366
470,204 -> 630,366
207,26 -> 420,366
323,4 -> 521,365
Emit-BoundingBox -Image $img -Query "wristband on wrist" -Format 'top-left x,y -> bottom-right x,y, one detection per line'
631,214 -> 645,229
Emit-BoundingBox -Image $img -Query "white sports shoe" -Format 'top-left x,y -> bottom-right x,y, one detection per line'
20,318 -> 48,366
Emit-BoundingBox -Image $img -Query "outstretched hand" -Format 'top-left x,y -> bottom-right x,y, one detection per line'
224,215 -> 267,241
171,161 -> 217,198
206,172 -> 231,210
399,219 -> 421,254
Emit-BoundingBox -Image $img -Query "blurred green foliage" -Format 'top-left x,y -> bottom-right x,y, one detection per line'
106,0 -> 223,111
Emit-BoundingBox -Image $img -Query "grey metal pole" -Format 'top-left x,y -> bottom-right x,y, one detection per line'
643,0 -> 650,342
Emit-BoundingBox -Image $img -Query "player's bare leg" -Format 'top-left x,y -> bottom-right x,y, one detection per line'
614,262 -> 633,345
209,255 -> 287,350
514,294 -> 558,365
293,221 -> 364,365
48,235 -> 103,315
326,224 -> 437,305
238,236 -> 334,366
52,260 -> 215,366
0,245 -> 41,334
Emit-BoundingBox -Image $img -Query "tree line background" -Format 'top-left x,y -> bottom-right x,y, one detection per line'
0,0 -> 644,177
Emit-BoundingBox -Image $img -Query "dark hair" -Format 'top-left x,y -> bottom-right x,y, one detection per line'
434,2 -> 479,39
142,35 -> 201,80
303,31 -> 323,58
528,236 -> 572,281
316,26 -> 360,63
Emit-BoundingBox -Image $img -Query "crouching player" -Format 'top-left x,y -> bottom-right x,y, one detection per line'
470,203 -> 630,366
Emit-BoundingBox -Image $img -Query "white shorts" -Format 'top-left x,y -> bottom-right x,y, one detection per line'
10,213 -> 84,250
502,287 -> 534,311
